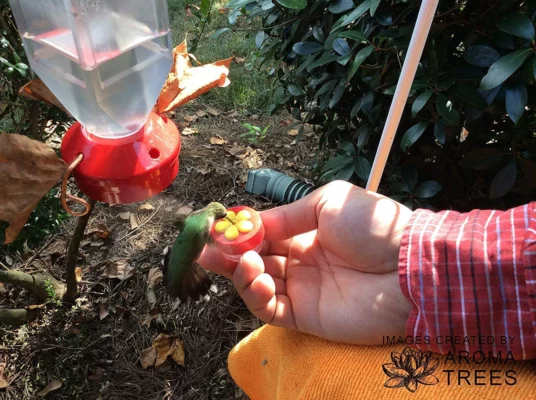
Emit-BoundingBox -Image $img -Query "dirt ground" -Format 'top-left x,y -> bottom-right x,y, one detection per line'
0,108 -> 319,400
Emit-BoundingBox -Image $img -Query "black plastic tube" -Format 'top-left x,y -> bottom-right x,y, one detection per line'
245,168 -> 316,204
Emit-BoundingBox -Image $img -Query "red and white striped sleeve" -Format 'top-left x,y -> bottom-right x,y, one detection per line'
398,202 -> 536,360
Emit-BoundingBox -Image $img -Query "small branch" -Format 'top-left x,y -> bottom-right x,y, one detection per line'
63,198 -> 96,303
0,270 -> 65,301
0,308 -> 40,326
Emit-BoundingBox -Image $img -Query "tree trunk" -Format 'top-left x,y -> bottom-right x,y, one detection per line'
63,199 -> 96,303
0,270 -> 65,301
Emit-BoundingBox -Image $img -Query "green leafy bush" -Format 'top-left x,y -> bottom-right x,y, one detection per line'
225,0 -> 536,211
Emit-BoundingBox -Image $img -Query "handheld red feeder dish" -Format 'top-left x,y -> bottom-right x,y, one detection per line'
210,206 -> 265,262
9,0 -> 179,214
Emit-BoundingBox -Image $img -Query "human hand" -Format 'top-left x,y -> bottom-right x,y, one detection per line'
198,181 -> 413,345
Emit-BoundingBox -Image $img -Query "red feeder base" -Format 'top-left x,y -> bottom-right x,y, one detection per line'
61,112 -> 181,205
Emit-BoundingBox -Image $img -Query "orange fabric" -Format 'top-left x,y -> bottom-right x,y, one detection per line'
228,325 -> 536,400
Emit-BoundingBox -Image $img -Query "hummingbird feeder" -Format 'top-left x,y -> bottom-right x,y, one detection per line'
9,0 -> 180,213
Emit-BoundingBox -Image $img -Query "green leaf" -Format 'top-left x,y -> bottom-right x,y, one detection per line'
355,156 -> 372,180
226,0 -> 254,8
505,82 -> 527,124
336,163 -> 356,180
338,30 -> 369,43
321,154 -> 354,174
342,0 -> 372,27
370,0 -> 381,16
459,148 -> 505,170
449,84 -> 488,108
414,181 -> 441,199
434,121 -> 446,145
329,80 -> 346,108
293,41 -> 324,55
333,38 -> 351,55
313,24 -> 326,43
275,0 -> 307,9
402,164 -> 418,191
347,45 -> 374,81
288,83 -> 305,96
400,122 -> 429,151
464,45 -> 501,68
427,49 -> 438,81
479,49 -> 533,91
436,94 -> 460,126
390,181 -> 411,194
496,12 -> 535,40
309,52 -> 339,68
340,141 -> 356,155
315,79 -> 338,98
411,90 -> 432,117
256,31 -> 267,49
489,160 -> 517,199
337,52 -> 353,65
210,28 -> 231,39
356,124 -> 372,150
200,0 -> 211,16
328,0 -> 355,14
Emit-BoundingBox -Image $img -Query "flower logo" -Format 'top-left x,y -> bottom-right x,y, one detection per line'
382,347 -> 439,392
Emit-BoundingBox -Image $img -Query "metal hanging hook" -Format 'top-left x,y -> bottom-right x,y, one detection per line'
61,154 -> 91,217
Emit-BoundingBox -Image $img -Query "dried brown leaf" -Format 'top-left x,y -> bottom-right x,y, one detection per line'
75,267 -> 83,282
129,214 -> 139,230
99,303 -> 109,320
87,367 -> 104,382
288,129 -> 299,136
176,205 -> 194,217
250,114 -> 259,121
140,347 -> 157,369
139,203 -> 154,212
36,379 -> 62,397
196,110 -> 207,118
0,362 -> 8,389
209,136 -> 227,145
184,114 -> 198,123
19,79 -> 70,115
119,212 -> 131,221
86,224 -> 111,239
152,334 -> 185,367
0,135 -> 67,244
148,268 -> 163,286
182,127 -> 198,136
102,260 -> 134,280
207,107 -> 220,116
155,40 -> 232,113
234,57 -> 246,64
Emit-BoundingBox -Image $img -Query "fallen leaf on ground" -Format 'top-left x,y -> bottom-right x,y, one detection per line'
155,40 -> 232,113
139,203 -> 154,212
184,114 -> 198,123
148,268 -> 163,286
279,119 -> 292,126
229,110 -> 239,117
182,127 -> 198,136
75,267 -> 83,282
209,136 -> 227,145
19,79 -> 70,115
86,224 -> 111,239
102,260 -> 135,280
87,367 -> 104,382
0,134 -> 67,244
129,214 -> 139,230
176,205 -> 194,217
140,347 -> 157,369
36,379 -> 62,397
0,362 -> 8,389
196,110 -> 207,118
99,303 -> 109,320
288,129 -> 299,136
153,334 -> 185,367
250,114 -> 259,121
207,107 -> 220,116
5,255 -> 13,266
119,212 -> 131,221
234,57 -> 246,64
140,309 -> 159,327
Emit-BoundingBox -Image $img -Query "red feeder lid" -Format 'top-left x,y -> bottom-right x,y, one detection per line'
210,206 -> 265,261
61,112 -> 181,205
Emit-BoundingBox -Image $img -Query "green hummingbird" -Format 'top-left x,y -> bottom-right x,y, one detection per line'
162,202 -> 227,302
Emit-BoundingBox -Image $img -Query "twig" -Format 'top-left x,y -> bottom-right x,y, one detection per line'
117,205 -> 161,242
20,236 -> 56,270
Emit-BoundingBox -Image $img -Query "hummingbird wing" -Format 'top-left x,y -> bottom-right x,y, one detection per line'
162,211 -> 212,302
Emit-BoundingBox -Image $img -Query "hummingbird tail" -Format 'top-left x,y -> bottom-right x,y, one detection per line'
161,246 -> 212,302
